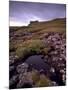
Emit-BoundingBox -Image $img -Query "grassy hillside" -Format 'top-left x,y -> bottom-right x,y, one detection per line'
9,18 -> 66,54
9,18 -> 66,66
10,18 -> 66,34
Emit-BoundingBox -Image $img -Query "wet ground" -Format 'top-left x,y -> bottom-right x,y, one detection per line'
25,55 -> 50,71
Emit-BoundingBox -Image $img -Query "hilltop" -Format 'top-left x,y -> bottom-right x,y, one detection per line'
10,18 -> 66,32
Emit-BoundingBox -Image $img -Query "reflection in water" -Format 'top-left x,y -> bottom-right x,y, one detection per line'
25,55 -> 50,73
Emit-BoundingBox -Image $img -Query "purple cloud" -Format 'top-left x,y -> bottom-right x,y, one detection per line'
9,1 -> 66,26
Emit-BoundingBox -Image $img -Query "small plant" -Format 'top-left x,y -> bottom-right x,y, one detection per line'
16,47 -> 31,59
35,75 -> 51,87
16,40 -> 48,59
31,69 -> 40,83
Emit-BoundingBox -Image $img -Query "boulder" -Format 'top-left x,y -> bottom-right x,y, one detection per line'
16,63 -> 29,73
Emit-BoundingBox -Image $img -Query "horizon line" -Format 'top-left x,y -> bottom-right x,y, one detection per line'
9,17 -> 66,27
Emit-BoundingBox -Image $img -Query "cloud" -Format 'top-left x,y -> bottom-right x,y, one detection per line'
10,20 -> 29,26
9,1 -> 66,26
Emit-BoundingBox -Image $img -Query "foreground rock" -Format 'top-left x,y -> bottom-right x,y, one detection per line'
9,31 -> 66,88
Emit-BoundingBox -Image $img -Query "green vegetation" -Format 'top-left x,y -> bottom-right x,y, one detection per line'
31,69 -> 51,87
10,18 -> 65,36
31,69 -> 40,83
16,40 -> 50,59
35,75 -> 51,87
16,47 -> 31,59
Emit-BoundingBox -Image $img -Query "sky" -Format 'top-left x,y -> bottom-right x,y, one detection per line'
9,1 -> 66,26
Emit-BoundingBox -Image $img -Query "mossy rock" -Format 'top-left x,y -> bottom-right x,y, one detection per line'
31,69 -> 40,83
35,75 -> 51,87
42,47 -> 50,54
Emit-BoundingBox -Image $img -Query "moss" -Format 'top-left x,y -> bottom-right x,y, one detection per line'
31,69 -> 40,83
42,47 -> 50,55
16,47 -> 31,59
35,75 -> 51,87
22,40 -> 45,48
16,40 -> 48,59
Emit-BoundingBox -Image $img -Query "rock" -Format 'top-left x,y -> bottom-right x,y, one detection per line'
9,75 -> 18,88
15,55 -> 19,59
9,66 -> 15,72
41,55 -> 44,59
9,55 -> 18,65
50,81 -> 58,86
52,37 -> 57,42
16,63 -> 29,73
9,60 -> 15,65
17,81 -> 32,88
17,72 -> 33,88
62,74 -> 66,84
60,70 -> 65,74
59,57 -> 63,61
9,65 -> 16,79
50,67 -> 55,73
9,32 -> 66,87
40,69 -> 44,74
